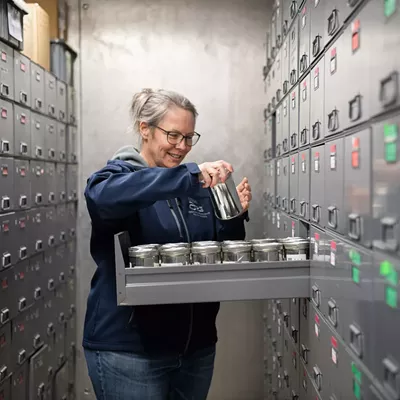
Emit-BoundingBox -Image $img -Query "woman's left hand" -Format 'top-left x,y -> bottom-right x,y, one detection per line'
236,177 -> 252,212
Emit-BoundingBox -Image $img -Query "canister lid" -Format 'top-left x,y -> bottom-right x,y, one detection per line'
129,245 -> 159,258
192,242 -> 220,254
252,242 -> 283,252
160,244 -> 190,256
223,241 -> 252,252
222,240 -> 248,247
250,238 -> 278,244
283,238 -> 310,250
161,242 -> 190,249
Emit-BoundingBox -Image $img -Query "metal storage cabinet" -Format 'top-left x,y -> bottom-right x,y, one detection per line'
265,115 -> 273,160
30,62 -> 45,114
275,0 -> 283,48
0,157 -> 14,212
45,162 -> 57,205
280,156 -> 289,213
289,152 -> 298,215
299,73 -> 310,148
45,206 -> 57,249
14,105 -> 31,157
15,211 -> 30,262
29,344 -> 53,400
298,148 -> 310,220
324,0 -> 345,46
28,208 -> 45,254
0,376 -> 10,400
309,0 -> 325,64
57,80 -> 67,123
275,47 -> 283,104
372,115 -> 400,256
31,112 -> 45,160
0,320 -> 11,378
323,137 -> 344,234
276,104 -> 282,157
276,158 -> 282,208
44,116 -> 57,161
282,96 -> 290,154
344,128 -> 373,247
289,17 -> 299,89
0,98 -> 13,155
67,85 -> 77,125
281,0 -> 291,38
310,58 -> 324,144
67,126 -> 77,163
298,0 -> 310,78
310,145 -> 324,226
324,33 -> 347,137
266,161 -> 276,207
289,84 -> 299,151
13,51 -> 30,107
341,7 -> 372,132
365,1 -> 400,118
372,251 -> 400,399
57,122 -> 67,162
0,41 -> 14,100
56,163 -> 67,203
66,164 -> 78,202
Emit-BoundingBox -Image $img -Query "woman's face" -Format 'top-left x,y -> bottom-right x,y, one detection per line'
140,106 -> 195,168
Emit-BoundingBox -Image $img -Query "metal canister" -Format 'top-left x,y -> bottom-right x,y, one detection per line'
159,244 -> 191,266
191,241 -> 221,265
128,245 -> 160,267
222,241 -> 252,263
252,242 -> 284,262
282,238 -> 310,260
161,242 -> 190,249
250,238 -> 278,244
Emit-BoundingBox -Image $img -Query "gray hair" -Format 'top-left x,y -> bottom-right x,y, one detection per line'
130,89 -> 198,136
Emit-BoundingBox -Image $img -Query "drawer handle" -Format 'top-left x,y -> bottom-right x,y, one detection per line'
49,148 -> 56,159
312,285 -> 320,307
349,94 -> 362,122
312,121 -> 321,140
19,246 -> 27,260
1,196 -> 10,210
383,357 -> 399,396
20,91 -> 28,104
301,344 -> 309,364
328,206 -> 338,229
290,133 -> 297,149
300,54 -> 308,73
2,253 -> 11,268
328,299 -> 338,327
312,35 -> 321,57
328,109 -> 339,132
35,98 -> 43,110
376,217 -> 399,252
49,192 -> 55,203
59,272 -> 65,283
35,193 -> 43,205
327,9 -> 339,36
283,138 -> 289,153
18,349 -> 26,364
349,324 -> 363,357
311,204 -> 320,223
276,143 -> 281,156
36,146 -> 43,158
0,365 -> 8,381
35,240 -> 43,252
348,213 -> 361,240
313,366 -> 322,390
48,279 -> 55,291
0,83 -> 9,97
290,70 -> 297,85
49,104 -> 55,115
60,231 -> 66,242
34,287 -> 42,300
0,308 -> 10,323
299,201 -> 306,217
290,0 -> 297,18
379,71 -> 398,108
18,297 -> 27,311
283,80 -> 289,94
48,235 -> 55,247
300,128 -> 307,145
291,326 -> 298,343
1,139 -> 10,153
290,198 -> 296,213
276,88 -> 282,102
19,142 -> 28,155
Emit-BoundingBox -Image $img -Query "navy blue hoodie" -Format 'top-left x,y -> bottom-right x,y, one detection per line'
83,146 -> 248,355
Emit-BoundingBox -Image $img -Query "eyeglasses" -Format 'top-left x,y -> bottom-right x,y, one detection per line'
151,125 -> 201,147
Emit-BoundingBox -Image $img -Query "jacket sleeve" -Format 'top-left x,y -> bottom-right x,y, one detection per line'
215,212 -> 249,241
85,160 -> 201,221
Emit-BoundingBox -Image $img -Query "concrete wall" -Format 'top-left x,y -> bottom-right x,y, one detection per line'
67,0 -> 270,398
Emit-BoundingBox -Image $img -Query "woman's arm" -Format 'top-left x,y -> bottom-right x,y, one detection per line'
85,160 -> 201,221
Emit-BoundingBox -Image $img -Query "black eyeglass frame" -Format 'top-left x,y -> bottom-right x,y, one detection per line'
151,125 -> 201,147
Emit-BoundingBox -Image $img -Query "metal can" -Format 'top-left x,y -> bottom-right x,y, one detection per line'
252,242 -> 284,262
159,244 -> 191,266
128,245 -> 160,267
281,238 -> 310,260
250,238 -> 278,244
222,241 -> 252,263
191,241 -> 221,265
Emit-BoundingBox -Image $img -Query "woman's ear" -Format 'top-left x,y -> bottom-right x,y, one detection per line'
139,121 -> 151,140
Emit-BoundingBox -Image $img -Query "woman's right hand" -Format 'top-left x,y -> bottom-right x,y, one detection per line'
198,160 -> 234,188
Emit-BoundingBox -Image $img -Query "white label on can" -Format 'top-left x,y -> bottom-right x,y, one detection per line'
314,241 -> 319,255
330,153 -> 336,169
315,323 -> 319,337
330,251 -> 336,266
160,262 -> 185,267
287,254 -> 307,261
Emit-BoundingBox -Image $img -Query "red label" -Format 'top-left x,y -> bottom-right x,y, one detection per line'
1,166 -> 8,176
331,241 -> 337,251
292,91 -> 296,99
315,314 -> 320,324
19,271 -> 25,280
352,137 -> 360,149
20,167 -> 26,177
18,323 -> 25,332
0,333 -> 5,346
331,336 -> 338,349
352,19 -> 360,32
18,372 -> 24,384
331,144 -> 336,152
315,152 -> 320,159
20,62 -> 26,72
2,223 -> 9,232
315,67 -> 319,75
303,80 -> 307,88
20,114 -> 26,124
292,156 -> 295,162
315,233 -> 320,240
19,219 -> 26,229
1,108 -> 7,118
302,6 -> 307,14
302,154 -> 305,160
1,278 -> 8,289
1,51 -> 6,61
352,151 -> 359,168
331,48 -> 337,57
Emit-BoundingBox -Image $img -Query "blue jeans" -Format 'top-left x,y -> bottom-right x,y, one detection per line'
84,346 -> 216,400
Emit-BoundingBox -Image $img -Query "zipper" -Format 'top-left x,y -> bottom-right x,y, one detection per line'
175,198 -> 193,355
176,198 -> 191,243
166,200 -> 183,239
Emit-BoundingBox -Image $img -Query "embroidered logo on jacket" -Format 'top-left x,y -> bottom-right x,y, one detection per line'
188,198 -> 210,218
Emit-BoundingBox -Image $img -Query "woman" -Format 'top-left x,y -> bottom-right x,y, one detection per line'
83,89 -> 252,399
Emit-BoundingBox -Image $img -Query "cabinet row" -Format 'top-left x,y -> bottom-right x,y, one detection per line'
0,40 -> 77,124
0,241 -> 76,325
0,98 -> 77,161
264,117 -> 400,253
263,299 -> 391,400
264,0 -> 400,146
0,204 -> 77,269
0,158 -> 78,213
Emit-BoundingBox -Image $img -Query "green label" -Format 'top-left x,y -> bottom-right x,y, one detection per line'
352,362 -> 362,384
350,249 -> 361,266
386,286 -> 398,308
384,0 -> 397,17
385,142 -> 397,162
352,266 -> 360,284
353,380 -> 361,400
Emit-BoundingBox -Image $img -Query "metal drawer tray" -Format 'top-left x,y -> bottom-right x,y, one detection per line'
115,233 -> 310,306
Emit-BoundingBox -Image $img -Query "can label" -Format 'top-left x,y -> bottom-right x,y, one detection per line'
287,254 -> 307,261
